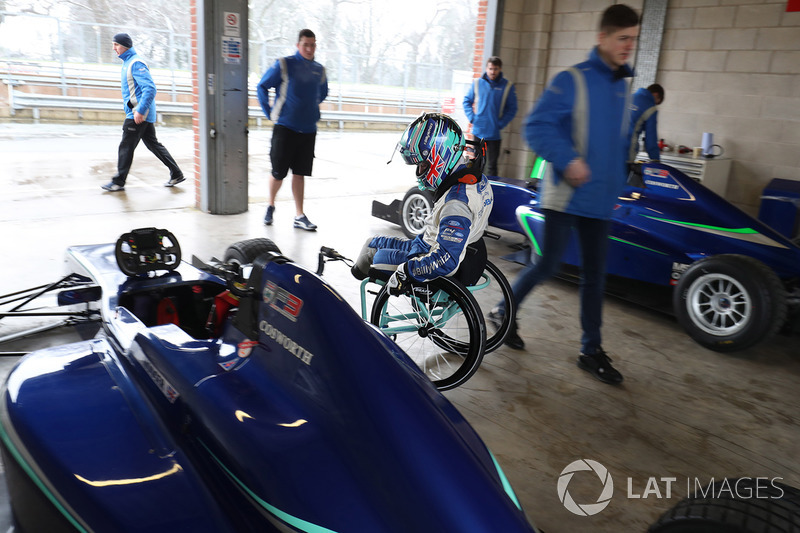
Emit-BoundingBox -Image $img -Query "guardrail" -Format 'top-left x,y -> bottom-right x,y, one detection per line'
1,61 -> 446,126
5,87 -> 432,125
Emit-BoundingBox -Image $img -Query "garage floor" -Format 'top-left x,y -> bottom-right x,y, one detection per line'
1,123 -> 798,532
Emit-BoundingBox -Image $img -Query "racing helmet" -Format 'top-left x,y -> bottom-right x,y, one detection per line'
396,113 -> 466,190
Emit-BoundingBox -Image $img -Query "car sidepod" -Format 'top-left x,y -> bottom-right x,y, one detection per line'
0,338 -> 238,533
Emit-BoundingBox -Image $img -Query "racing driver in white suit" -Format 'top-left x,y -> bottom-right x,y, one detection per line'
352,113 -> 494,293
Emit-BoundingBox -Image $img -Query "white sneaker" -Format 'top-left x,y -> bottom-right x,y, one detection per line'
293,214 -> 317,231
101,182 -> 124,192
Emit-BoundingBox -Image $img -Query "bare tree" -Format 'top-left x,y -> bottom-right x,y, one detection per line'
1,0 -> 477,86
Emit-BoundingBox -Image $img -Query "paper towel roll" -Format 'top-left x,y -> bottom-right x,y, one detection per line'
702,132 -> 713,155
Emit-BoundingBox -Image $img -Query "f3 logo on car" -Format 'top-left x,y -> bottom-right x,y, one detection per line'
263,281 -> 303,321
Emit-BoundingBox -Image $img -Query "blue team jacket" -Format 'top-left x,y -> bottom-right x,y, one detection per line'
462,74 -> 518,141
119,47 -> 157,123
257,51 -> 329,134
629,87 -> 660,161
525,47 -> 633,220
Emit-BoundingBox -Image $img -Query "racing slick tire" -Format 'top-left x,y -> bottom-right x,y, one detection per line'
400,188 -> 434,238
648,477 -> 800,533
371,276 -> 486,391
673,254 -> 787,352
224,238 -> 282,266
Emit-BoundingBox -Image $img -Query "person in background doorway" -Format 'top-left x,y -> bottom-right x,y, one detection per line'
489,4 -> 640,385
102,33 -> 184,192
629,83 -> 665,162
257,28 -> 329,231
462,56 -> 518,177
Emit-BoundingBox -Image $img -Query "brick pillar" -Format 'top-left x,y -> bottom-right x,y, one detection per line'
472,0 -> 489,77
190,0 -> 201,209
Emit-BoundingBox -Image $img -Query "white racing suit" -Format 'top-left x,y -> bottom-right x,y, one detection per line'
364,169 -> 494,282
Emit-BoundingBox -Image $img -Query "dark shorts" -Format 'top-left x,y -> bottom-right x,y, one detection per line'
270,124 -> 316,180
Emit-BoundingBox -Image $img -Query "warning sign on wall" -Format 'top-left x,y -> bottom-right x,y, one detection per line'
224,12 -> 241,37
222,37 -> 242,64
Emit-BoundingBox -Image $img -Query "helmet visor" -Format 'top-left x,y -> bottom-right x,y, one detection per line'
397,144 -> 425,165
396,114 -> 430,165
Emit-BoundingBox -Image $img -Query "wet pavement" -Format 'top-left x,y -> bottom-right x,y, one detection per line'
1,122 -> 799,532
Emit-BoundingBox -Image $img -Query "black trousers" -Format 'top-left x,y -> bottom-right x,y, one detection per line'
113,119 -> 182,185
485,139 -> 502,177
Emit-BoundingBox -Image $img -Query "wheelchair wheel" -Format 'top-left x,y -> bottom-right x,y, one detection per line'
468,261 -> 516,354
371,277 -> 486,391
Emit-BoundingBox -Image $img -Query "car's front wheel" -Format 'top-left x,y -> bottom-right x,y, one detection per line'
400,188 -> 434,238
673,254 -> 787,352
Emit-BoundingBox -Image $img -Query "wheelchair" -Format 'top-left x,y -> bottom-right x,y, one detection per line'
323,237 -> 516,391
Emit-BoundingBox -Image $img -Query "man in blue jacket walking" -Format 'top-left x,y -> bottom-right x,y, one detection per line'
489,5 -> 639,385
102,33 -> 184,192
462,56 -> 518,176
629,83 -> 665,162
257,29 -> 329,231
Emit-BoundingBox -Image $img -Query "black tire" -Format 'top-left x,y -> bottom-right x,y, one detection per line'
648,477 -> 800,533
468,261 -> 516,354
370,276 -> 486,391
400,188 -> 434,238
673,254 -> 787,352
224,238 -> 282,266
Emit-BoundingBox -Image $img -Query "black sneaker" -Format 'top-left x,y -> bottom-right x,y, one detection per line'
164,174 -> 185,187
488,309 -> 525,350
504,327 -> 525,350
577,348 -> 623,384
487,308 -> 504,330
264,205 -> 275,226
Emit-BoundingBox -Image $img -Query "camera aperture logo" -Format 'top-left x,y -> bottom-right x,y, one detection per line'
558,460 -> 786,517
557,459 -> 614,516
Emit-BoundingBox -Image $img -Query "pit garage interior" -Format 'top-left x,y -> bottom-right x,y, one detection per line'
1,0 -> 800,532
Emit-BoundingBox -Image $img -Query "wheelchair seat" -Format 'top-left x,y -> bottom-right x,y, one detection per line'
454,238 -> 487,287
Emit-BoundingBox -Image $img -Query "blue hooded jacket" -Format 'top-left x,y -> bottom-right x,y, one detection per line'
524,47 -> 633,220
118,47 -> 157,123
257,51 -> 329,134
629,87 -> 660,161
462,73 -> 518,141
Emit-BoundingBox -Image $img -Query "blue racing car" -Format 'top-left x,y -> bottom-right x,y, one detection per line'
0,228 -> 536,532
373,162 -> 800,352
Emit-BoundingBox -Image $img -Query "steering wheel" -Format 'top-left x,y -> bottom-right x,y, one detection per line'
115,227 -> 182,277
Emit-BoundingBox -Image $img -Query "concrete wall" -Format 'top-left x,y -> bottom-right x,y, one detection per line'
497,0 -> 800,213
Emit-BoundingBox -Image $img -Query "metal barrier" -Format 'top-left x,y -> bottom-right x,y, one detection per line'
2,61 -> 444,125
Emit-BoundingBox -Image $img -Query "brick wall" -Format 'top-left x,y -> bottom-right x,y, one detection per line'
658,1 -> 800,212
496,0 -> 800,213
191,0 -> 201,209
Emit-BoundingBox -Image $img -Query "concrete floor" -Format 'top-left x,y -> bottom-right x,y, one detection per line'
0,123 -> 798,532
